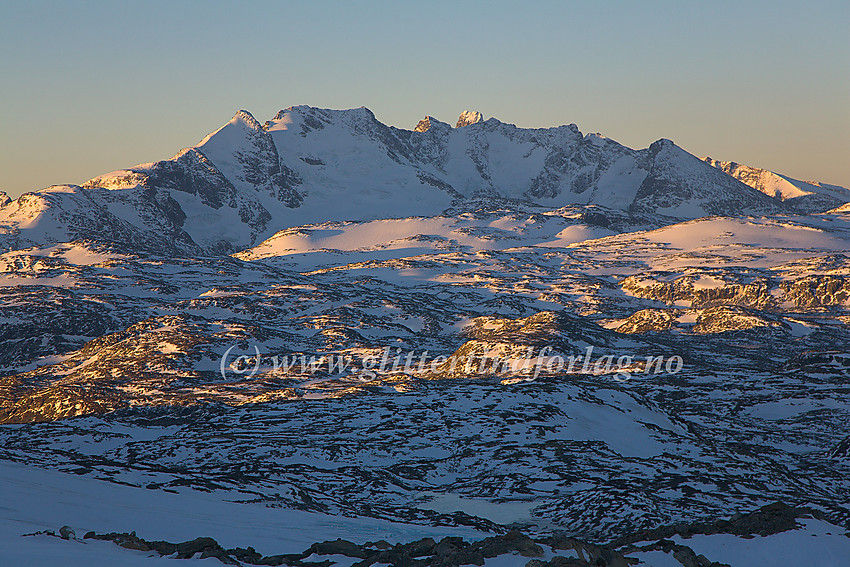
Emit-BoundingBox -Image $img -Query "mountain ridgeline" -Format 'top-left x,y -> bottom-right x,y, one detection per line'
2,106 -> 833,256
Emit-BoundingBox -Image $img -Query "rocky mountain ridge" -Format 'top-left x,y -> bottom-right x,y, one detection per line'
0,106 -> 806,255
703,157 -> 850,213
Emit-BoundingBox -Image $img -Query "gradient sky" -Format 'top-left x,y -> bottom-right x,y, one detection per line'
1,0 -> 848,198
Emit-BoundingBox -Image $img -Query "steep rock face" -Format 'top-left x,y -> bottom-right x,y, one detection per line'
525,129 -> 641,204
0,106 -> 791,255
195,110 -> 304,208
831,436 -> 850,459
704,158 -> 850,213
414,115 -> 444,133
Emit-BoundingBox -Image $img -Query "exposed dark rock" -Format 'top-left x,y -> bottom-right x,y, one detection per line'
580,211 -> 610,228
51,505 -> 831,567
58,525 -> 75,540
830,435 -> 850,459
310,538 -> 367,558
615,501 -> 821,547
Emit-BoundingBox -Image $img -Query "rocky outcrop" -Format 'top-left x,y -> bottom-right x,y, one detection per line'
615,309 -> 681,333
781,275 -> 850,308
620,275 -> 777,310
831,436 -> 850,459
621,273 -> 850,315
77,529 -> 550,566
613,306 -> 792,335
691,306 -> 784,335
616,501 -> 818,546
455,110 -> 484,128
427,311 -> 624,378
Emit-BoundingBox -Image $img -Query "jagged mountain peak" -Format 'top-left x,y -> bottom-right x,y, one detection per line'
456,110 -> 484,128
196,109 -> 266,150
413,115 -> 451,133
414,116 -> 433,132
233,109 -> 262,128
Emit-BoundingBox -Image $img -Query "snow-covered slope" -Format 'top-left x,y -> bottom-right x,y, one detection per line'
704,158 -> 850,213
7,459 -> 846,567
0,106 -> 786,255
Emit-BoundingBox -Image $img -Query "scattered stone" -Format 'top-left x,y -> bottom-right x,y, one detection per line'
176,536 -> 225,559
58,525 -> 76,540
364,539 -> 392,550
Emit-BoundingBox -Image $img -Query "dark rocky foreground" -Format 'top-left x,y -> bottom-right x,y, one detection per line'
29,502 -> 826,567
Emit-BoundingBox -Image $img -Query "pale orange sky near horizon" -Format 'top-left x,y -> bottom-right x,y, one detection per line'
1,0 -> 848,198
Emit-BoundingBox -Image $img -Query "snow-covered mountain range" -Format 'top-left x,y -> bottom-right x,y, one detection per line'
2,107 -> 850,566
1,106 -> 817,255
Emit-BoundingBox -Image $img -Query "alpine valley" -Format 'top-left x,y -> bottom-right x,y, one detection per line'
2,106 -> 850,567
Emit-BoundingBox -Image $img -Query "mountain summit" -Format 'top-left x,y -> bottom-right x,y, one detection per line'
456,110 -> 484,127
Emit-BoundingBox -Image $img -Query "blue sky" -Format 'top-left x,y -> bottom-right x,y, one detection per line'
1,0 -> 848,197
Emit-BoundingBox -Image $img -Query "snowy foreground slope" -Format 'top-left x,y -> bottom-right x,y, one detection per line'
2,459 -> 850,567
2,108 -> 850,566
